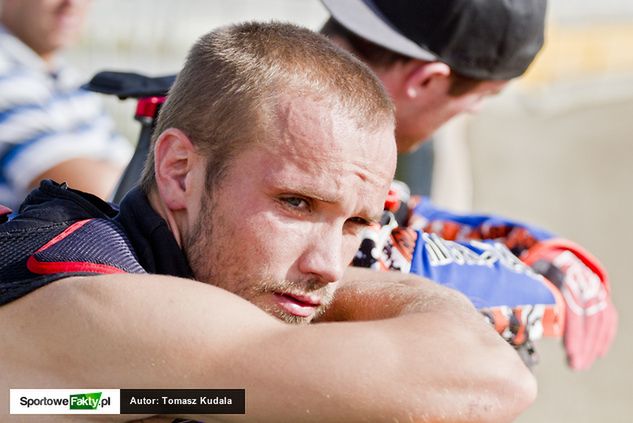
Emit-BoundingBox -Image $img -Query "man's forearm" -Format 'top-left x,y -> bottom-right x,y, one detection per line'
0,273 -> 536,423
319,266 -> 476,322
318,266 -> 538,422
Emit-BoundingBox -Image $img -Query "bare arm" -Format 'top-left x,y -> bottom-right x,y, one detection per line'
28,158 -> 124,200
0,273 -> 535,422
319,266 -> 475,320
318,266 -> 538,417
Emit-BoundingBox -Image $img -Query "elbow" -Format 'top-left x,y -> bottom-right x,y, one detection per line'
393,340 -> 538,423
458,358 -> 538,423
394,369 -> 537,423
439,309 -> 539,420
508,358 -> 538,418
448,290 -> 539,420
475,345 -> 538,422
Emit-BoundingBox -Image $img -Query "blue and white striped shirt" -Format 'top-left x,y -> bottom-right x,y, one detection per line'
0,24 -> 132,209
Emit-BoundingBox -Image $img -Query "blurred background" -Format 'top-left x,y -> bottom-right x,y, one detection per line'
69,1 -> 632,421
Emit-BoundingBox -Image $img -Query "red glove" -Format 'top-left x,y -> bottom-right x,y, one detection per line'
523,240 -> 618,370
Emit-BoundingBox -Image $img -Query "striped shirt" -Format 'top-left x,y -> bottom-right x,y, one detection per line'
0,24 -> 132,209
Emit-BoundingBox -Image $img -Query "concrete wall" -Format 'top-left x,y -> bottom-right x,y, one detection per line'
469,90 -> 633,423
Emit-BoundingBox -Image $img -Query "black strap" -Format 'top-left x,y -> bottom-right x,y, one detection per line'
82,71 -> 176,99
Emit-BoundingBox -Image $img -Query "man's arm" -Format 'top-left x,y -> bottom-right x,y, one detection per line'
28,157 -> 125,201
320,266 -> 538,414
321,266 -> 482,320
0,273 -> 535,422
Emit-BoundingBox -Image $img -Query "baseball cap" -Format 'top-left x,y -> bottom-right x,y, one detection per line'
321,0 -> 547,80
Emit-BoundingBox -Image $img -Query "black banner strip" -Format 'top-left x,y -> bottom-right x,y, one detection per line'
120,389 -> 245,414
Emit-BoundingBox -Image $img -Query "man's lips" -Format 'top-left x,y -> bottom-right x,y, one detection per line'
272,293 -> 321,317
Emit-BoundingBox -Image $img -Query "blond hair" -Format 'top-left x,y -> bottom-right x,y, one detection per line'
140,21 -> 394,193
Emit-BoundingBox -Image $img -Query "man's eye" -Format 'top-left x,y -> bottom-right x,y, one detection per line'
347,216 -> 371,227
281,196 -> 309,210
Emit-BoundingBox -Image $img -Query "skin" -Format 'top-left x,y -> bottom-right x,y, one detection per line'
377,60 -> 507,152
153,96 -> 395,324
0,95 -> 536,422
1,0 -> 124,202
27,158 -> 124,200
328,35 -> 508,153
178,97 -> 393,324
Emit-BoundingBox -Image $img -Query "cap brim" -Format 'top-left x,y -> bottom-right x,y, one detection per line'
321,0 -> 437,62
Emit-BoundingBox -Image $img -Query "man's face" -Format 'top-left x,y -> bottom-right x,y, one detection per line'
392,78 -> 508,153
1,0 -> 90,61
183,97 -> 396,324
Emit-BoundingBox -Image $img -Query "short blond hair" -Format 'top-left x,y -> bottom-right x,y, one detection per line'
140,21 -> 394,193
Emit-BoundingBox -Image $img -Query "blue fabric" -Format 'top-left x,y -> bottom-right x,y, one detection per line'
410,231 -> 557,309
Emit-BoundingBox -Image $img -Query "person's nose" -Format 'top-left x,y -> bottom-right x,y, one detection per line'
298,226 -> 345,284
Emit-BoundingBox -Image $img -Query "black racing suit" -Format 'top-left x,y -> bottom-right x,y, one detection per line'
0,180 -> 193,306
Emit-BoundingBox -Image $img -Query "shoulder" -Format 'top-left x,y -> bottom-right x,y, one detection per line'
0,183 -> 144,306
27,218 -> 145,275
0,217 -> 144,305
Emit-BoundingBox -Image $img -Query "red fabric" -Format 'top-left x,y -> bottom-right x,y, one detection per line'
26,219 -> 125,275
523,240 -> 617,370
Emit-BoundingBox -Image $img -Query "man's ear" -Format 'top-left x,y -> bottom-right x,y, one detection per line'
403,61 -> 451,99
154,128 -> 197,211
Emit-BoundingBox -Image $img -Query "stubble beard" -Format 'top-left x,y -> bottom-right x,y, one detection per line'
183,192 -> 336,325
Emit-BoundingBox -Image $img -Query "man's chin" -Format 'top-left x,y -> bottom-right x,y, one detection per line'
265,302 -> 323,325
275,310 -> 315,325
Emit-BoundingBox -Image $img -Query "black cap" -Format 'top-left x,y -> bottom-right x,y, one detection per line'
321,0 -> 547,80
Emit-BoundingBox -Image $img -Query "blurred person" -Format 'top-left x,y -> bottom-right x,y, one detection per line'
321,0 -> 617,370
0,0 -> 132,209
0,22 -> 536,422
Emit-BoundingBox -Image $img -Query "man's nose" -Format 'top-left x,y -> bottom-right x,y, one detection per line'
298,228 -> 345,284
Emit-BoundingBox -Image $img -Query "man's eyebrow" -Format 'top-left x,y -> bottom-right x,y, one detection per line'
366,211 -> 384,224
284,186 -> 341,204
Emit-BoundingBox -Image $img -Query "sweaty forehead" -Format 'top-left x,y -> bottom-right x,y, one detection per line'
269,95 -> 396,180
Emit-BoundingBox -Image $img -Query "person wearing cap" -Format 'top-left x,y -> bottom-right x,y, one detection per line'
0,0 -> 132,210
321,0 -> 545,153
321,0 -> 617,371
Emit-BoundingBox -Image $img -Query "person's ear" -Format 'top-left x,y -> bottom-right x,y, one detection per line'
403,61 -> 451,99
154,128 -> 197,211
